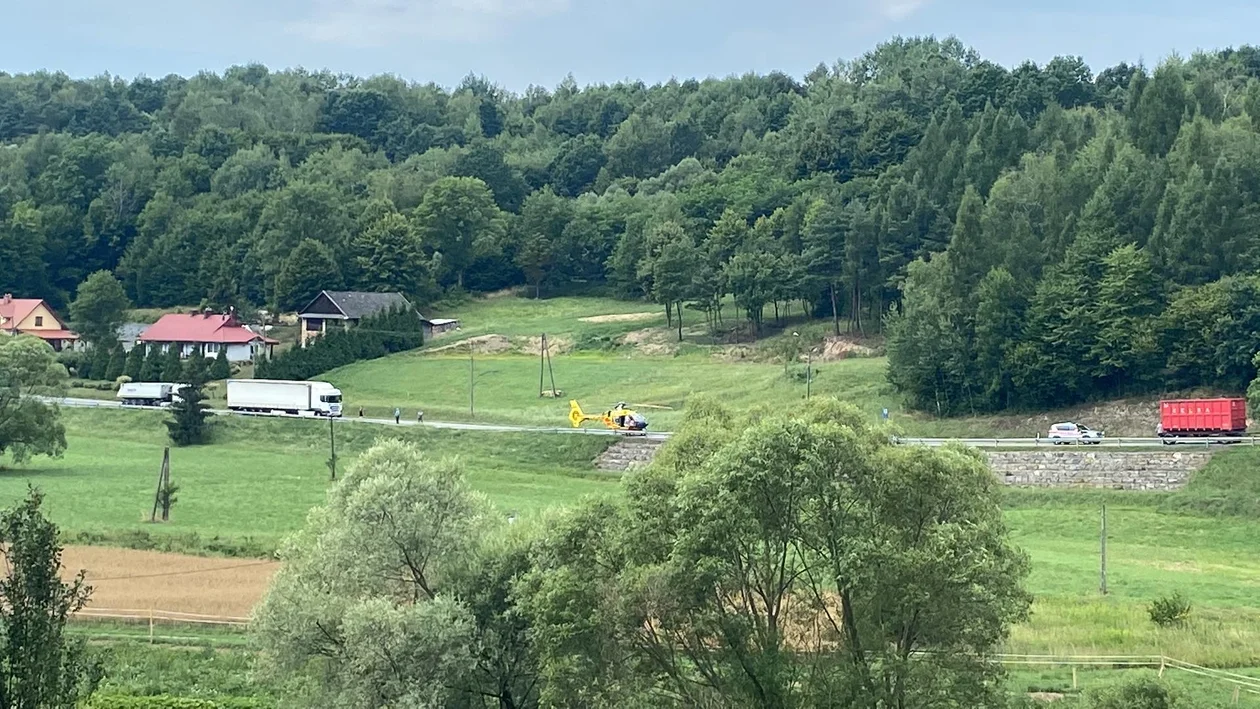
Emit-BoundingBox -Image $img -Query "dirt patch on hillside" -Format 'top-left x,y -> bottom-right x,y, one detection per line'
820,336 -> 880,361
621,328 -> 677,355
522,335 -> 574,355
61,546 -> 278,619
580,312 -> 659,324
427,334 -> 514,355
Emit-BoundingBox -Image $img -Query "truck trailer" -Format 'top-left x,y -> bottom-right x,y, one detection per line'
226,379 -> 343,417
117,382 -> 184,407
1157,397 -> 1247,443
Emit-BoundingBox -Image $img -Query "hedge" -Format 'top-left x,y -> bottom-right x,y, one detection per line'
255,304 -> 423,381
84,695 -> 270,709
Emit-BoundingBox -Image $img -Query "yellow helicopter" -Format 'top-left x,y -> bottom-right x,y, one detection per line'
569,400 -> 661,435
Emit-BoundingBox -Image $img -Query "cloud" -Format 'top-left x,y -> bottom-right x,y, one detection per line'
875,0 -> 928,21
288,0 -> 571,46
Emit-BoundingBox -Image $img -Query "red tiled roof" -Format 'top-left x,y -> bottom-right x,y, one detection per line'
0,297 -> 56,330
23,329 -> 79,341
138,314 -> 280,345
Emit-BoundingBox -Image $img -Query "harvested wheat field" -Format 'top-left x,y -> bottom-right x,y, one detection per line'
60,546 -> 279,620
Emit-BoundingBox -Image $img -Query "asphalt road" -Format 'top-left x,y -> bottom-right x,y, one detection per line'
48,396 -> 673,440
49,397 -> 1257,449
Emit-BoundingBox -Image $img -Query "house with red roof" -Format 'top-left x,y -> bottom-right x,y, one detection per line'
0,294 -> 79,351
138,309 -> 278,363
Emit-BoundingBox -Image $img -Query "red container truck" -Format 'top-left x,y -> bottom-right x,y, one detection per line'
1157,398 -> 1248,442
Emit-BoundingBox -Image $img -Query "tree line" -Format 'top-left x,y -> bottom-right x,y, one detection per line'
5,38 -> 1260,413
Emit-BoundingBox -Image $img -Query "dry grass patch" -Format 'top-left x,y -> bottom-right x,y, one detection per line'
61,546 -> 278,619
426,334 -> 514,355
579,312 -> 659,323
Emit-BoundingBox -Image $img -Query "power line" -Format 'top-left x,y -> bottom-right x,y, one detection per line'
87,559 -> 275,582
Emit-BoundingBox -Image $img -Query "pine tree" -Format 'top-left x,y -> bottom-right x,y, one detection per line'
801,198 -> 848,335
183,347 -> 210,384
123,345 -> 145,381
160,345 -> 184,383
973,268 -> 1026,409
87,345 -> 110,382
210,347 -> 231,380
104,345 -> 125,381
946,185 -> 989,296
1090,244 -> 1164,390
166,381 -> 211,446
140,345 -> 163,382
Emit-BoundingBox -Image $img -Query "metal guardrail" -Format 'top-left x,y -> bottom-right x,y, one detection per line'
52,397 -> 1258,448
894,436 -> 1259,448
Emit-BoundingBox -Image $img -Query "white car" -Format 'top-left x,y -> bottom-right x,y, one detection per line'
1048,422 -> 1104,445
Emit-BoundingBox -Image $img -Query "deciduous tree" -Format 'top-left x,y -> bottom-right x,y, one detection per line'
274,238 -> 342,313
0,489 -> 102,707
68,270 -> 130,348
0,337 -> 68,464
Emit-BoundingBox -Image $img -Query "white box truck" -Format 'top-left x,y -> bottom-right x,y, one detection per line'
117,382 -> 183,407
226,379 -> 343,417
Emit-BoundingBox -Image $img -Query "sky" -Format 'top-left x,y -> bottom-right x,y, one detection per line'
4,0 -> 1260,91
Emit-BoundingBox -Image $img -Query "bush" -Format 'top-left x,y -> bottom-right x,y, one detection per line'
1148,592 -> 1192,627
57,349 -> 87,378
255,304 -> 423,380
1081,673 -> 1186,709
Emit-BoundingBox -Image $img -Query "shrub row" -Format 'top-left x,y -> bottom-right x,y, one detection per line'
85,695 -> 269,709
255,304 -> 423,381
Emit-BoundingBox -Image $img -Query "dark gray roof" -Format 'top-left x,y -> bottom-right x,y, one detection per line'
116,323 -> 149,341
314,291 -> 414,320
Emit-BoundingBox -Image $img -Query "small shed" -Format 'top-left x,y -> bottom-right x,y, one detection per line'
424,318 -> 460,339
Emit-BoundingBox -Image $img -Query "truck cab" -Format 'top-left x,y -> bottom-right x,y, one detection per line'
311,382 -> 344,417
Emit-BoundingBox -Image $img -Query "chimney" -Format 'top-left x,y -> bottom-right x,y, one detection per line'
2,294 -> 10,304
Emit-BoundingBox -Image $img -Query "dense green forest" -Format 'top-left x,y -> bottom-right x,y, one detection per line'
5,37 -> 1260,413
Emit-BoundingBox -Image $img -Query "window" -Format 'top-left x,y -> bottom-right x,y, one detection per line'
305,318 -> 323,331
206,343 -> 219,353
33,316 -> 43,326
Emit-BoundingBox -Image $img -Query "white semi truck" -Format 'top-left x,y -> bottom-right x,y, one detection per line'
117,382 -> 184,407
226,379 -> 343,417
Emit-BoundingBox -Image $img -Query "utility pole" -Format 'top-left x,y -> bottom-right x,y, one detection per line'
328,416 -> 337,481
469,341 -> 475,417
1100,503 -> 1108,595
806,348 -> 815,400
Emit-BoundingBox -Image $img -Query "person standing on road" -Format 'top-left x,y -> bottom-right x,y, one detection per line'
417,410 -> 424,423
394,407 -> 401,424
358,406 -> 364,418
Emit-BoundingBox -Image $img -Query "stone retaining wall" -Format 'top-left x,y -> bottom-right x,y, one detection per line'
985,450 -> 1213,490
595,438 -> 666,472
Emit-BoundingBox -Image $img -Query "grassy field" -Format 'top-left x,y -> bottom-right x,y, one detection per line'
0,409 -> 616,552
21,293 -> 1260,699
4,407 -> 1257,665
70,294 -> 1174,438
318,294 -> 1171,437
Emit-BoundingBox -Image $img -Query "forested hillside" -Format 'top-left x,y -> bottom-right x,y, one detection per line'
4,37 -> 1260,414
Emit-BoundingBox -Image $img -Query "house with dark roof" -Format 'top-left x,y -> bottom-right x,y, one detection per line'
0,294 -> 79,351
117,322 -> 149,352
138,309 -> 278,363
297,291 -> 439,346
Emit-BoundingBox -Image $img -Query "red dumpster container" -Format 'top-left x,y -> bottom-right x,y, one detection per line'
1158,398 -> 1247,437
